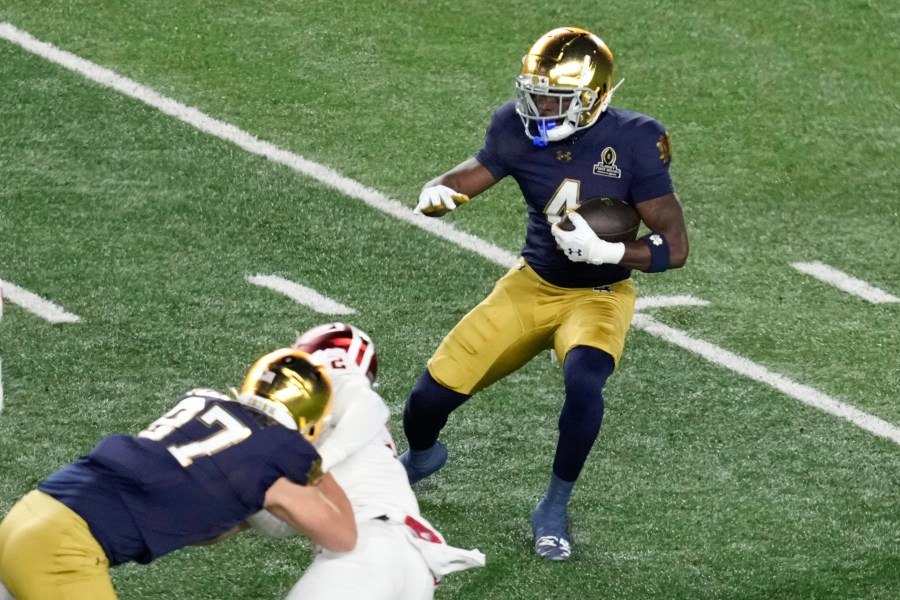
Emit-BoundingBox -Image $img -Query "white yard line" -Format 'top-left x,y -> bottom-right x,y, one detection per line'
635,295 -> 710,311
0,279 -> 81,323
791,261 -> 898,303
246,275 -> 355,315
0,22 -> 517,270
2,23 -> 896,445
632,313 -> 900,446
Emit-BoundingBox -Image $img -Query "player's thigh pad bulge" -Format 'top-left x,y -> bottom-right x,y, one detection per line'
429,269 -> 547,393
554,279 -> 636,365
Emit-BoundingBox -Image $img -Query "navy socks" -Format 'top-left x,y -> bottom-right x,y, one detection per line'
402,369 -> 470,451
553,346 -> 615,482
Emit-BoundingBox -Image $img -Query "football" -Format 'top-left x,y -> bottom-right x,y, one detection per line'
558,197 -> 641,243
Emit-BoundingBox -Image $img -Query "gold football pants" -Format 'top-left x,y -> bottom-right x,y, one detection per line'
0,490 -> 116,600
428,260 -> 636,395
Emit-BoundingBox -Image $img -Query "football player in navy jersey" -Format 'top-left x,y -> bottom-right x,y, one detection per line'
400,26 -> 690,561
0,349 -> 357,600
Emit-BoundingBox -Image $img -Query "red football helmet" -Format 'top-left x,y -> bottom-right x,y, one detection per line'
292,323 -> 378,384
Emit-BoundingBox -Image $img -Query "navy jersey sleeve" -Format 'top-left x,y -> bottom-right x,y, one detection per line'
630,119 -> 674,202
474,102 -> 520,180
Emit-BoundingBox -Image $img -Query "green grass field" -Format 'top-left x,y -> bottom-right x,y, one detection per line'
1,1 -> 898,598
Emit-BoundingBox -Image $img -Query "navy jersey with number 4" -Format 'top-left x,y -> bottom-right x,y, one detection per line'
475,101 -> 674,288
38,389 -> 321,566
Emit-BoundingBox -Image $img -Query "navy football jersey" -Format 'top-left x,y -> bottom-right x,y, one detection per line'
38,389 -> 321,566
475,101 -> 674,288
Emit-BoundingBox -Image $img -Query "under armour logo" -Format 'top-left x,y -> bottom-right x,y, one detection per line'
566,248 -> 582,256
649,234 -> 664,246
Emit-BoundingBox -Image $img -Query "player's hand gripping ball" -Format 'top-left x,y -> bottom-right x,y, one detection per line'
557,197 -> 640,243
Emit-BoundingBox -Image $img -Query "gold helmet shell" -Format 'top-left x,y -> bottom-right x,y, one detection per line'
515,27 -> 617,145
240,348 -> 333,442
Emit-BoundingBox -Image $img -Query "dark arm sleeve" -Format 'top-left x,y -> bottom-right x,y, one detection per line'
474,106 -> 512,180
631,120 -> 675,203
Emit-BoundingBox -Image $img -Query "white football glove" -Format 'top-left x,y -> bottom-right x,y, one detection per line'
414,185 -> 470,217
551,212 -> 626,265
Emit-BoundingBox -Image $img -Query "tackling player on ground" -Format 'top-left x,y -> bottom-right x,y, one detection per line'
400,26 -> 690,560
0,349 -> 356,599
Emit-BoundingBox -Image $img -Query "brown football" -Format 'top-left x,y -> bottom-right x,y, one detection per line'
558,197 -> 641,243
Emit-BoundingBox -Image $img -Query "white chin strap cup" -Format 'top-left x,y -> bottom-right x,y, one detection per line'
543,122 -> 576,142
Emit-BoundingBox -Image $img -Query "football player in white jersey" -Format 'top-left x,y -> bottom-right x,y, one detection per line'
252,323 -> 485,600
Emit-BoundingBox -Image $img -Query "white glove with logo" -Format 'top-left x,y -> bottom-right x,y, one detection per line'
414,185 -> 470,217
551,212 -> 626,265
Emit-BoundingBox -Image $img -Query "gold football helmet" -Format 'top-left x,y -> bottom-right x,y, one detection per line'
239,348 -> 333,441
515,27 -> 620,146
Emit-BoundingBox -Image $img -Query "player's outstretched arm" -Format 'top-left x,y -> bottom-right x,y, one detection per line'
415,158 -> 498,217
264,474 -> 357,552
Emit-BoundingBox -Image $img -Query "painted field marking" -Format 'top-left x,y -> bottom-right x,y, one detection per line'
632,312 -> 900,446
2,24 -> 896,445
246,275 -> 355,315
791,261 -> 899,304
0,22 -> 516,270
636,295 -> 709,312
0,279 -> 81,323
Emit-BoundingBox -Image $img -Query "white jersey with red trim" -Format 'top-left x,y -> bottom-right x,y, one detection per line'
314,370 -> 420,523
284,367 -> 483,600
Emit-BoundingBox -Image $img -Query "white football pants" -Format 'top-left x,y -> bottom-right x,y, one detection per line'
285,519 -> 435,600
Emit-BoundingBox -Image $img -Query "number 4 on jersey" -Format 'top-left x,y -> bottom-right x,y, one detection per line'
543,179 -> 581,225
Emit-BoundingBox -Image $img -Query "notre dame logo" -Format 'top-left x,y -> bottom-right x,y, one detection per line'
657,132 -> 672,164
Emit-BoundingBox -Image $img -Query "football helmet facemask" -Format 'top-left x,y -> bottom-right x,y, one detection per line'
239,348 -> 333,442
515,27 -> 621,146
292,322 -> 378,384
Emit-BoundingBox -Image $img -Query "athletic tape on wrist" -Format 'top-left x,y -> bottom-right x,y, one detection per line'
642,231 -> 670,273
